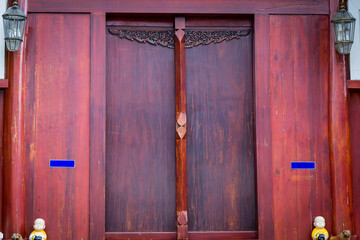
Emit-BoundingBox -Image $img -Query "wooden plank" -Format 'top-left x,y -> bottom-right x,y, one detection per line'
2,0 -> 27,237
349,92 -> 360,239
105,232 -> 176,240
23,13 -> 91,239
347,80 -> 360,89
269,15 -> 332,239
188,231 -> 258,240
329,0 -> 355,235
0,79 -> 9,88
90,12 -> 106,240
186,18 -> 255,232
106,20 -> 176,233
0,91 -> 4,234
175,16 -> 188,240
105,231 -> 258,240
254,14 -> 274,240
28,0 -> 328,14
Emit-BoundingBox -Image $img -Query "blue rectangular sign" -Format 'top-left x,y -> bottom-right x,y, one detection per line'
291,162 -> 315,170
50,160 -> 75,168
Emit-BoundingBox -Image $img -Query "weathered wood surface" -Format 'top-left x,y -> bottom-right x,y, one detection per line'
175,16 -> 188,240
104,231 -> 258,240
2,0 -> 28,238
0,91 -> 4,234
106,20 -> 176,232
186,19 -> 256,232
254,13 -> 274,240
29,0 -> 328,14
349,92 -> 360,238
269,15 -> 332,239
24,14 -> 90,239
329,0 -> 355,235
90,12 -> 106,240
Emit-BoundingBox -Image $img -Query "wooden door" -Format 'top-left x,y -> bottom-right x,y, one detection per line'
105,16 -> 256,240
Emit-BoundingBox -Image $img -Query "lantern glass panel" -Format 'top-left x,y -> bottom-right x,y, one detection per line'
332,9 -> 356,54
2,4 -> 26,52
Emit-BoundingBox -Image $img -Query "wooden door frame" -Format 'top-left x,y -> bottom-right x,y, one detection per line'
2,0 -> 354,239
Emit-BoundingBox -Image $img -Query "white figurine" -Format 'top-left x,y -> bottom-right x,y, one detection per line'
0,232 -> 3,240
311,216 -> 329,240
29,218 -> 47,240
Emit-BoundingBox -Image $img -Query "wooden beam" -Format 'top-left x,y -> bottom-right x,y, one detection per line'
0,79 -> 9,89
347,80 -> 360,90
105,231 -> 258,240
28,0 -> 329,14
2,0 -> 27,238
89,12 -> 106,240
329,0 -> 355,235
175,16 -> 188,240
254,14 -> 274,240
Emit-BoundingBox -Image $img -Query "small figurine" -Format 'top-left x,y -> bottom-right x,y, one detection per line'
0,232 -> 3,240
312,216 -> 329,240
29,218 -> 47,240
330,230 -> 351,240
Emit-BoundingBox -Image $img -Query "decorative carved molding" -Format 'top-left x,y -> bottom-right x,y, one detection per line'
176,112 -> 187,139
108,28 -> 175,48
108,28 -> 251,49
177,211 -> 188,240
185,29 -> 251,48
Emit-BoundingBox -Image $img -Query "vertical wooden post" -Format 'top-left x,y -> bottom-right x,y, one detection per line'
175,16 -> 188,240
329,0 -> 354,235
89,12 -> 106,240
2,0 -> 28,238
254,14 -> 274,240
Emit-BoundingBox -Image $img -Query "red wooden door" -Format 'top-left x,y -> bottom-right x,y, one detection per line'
105,16 -> 256,240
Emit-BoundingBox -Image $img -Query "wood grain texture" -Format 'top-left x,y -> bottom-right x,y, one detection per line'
269,15 -> 332,240
106,24 -> 176,233
347,80 -> 360,89
0,79 -> 9,89
186,23 -> 256,232
2,0 -> 28,238
0,91 -> 4,233
90,12 -> 106,240
105,231 -> 257,240
175,16 -> 188,240
349,92 -> 360,237
329,0 -> 355,235
24,14 -> 90,239
29,0 -> 328,14
254,14 -> 274,240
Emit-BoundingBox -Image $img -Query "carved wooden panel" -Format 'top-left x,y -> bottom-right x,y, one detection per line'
108,28 -> 251,48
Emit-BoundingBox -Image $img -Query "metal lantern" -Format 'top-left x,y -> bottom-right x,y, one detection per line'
2,1 -> 26,52
331,0 -> 356,54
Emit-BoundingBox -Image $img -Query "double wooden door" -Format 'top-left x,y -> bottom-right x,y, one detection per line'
105,16 -> 256,240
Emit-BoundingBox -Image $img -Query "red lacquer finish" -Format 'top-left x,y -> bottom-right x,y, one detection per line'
254,14 -> 274,240
349,92 -> 360,238
329,0 -> 354,235
23,14 -> 91,239
269,15 -> 332,239
28,0 -> 328,14
2,0 -> 28,238
89,12 -> 106,240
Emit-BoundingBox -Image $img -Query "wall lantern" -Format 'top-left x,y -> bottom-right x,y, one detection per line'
331,0 -> 356,54
2,0 -> 26,52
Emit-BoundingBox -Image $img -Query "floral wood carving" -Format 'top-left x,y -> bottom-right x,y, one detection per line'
108,28 -> 175,48
108,28 -> 251,49
185,29 -> 251,48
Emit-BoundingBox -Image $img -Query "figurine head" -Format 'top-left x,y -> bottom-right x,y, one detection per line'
314,216 -> 326,228
341,230 -> 351,239
33,218 -> 46,231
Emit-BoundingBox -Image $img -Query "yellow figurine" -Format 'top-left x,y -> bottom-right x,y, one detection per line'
29,218 -> 47,240
312,216 -> 329,240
